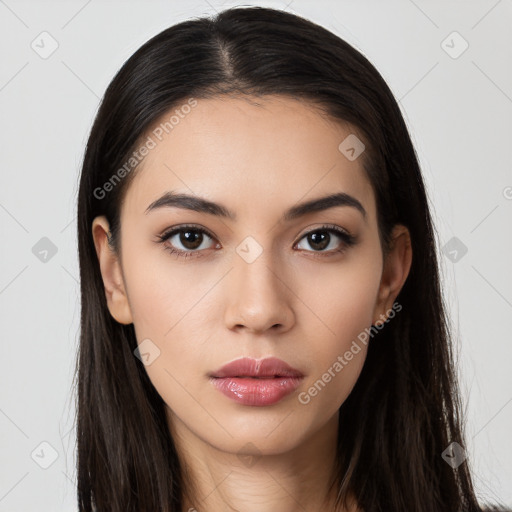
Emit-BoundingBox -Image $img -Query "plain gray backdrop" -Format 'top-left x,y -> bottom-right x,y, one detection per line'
0,0 -> 511,510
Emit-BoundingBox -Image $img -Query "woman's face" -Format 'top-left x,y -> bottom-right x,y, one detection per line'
93,94 -> 410,457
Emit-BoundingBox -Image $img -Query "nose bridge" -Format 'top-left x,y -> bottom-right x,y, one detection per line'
236,245 -> 280,295
225,236 -> 294,332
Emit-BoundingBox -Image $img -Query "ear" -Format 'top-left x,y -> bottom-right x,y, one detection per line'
372,224 -> 412,324
91,216 -> 133,325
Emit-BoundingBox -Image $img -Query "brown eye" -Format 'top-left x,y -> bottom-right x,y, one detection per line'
295,225 -> 356,254
156,225 -> 217,258
176,229 -> 205,250
305,231 -> 330,251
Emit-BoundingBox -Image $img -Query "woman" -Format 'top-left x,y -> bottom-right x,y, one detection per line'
74,6 -> 505,511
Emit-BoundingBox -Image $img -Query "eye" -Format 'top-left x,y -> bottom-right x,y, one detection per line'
295,224 -> 356,255
156,223 -> 357,259
156,224 -> 218,258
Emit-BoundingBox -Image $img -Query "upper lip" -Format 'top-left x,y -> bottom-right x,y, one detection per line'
209,357 -> 304,378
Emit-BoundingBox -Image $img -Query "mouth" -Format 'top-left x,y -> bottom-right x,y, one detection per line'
209,357 -> 304,406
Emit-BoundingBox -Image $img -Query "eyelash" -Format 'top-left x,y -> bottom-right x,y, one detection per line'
155,223 -> 357,259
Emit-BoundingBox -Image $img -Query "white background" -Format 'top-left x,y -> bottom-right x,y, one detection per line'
0,0 -> 511,509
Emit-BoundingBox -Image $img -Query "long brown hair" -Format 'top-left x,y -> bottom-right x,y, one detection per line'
75,6 -> 498,511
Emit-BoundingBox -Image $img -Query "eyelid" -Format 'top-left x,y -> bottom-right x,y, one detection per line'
297,223 -> 353,239
157,223 -> 216,243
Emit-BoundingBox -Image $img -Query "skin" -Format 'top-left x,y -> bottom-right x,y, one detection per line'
92,95 -> 412,512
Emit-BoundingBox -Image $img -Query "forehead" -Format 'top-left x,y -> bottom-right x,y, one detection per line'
121,94 -> 376,223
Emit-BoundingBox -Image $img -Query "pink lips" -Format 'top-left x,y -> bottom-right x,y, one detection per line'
209,357 -> 304,406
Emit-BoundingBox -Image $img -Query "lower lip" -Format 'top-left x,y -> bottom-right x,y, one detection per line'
210,376 -> 303,406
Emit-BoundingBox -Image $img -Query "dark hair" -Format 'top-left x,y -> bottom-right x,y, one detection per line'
75,6 -> 502,511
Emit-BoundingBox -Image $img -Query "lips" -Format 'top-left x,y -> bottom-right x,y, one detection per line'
209,357 -> 304,406
209,357 -> 304,379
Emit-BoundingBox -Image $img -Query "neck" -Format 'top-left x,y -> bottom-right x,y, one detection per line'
166,409 -> 357,512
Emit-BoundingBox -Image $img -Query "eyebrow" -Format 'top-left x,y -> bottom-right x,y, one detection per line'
145,191 -> 367,222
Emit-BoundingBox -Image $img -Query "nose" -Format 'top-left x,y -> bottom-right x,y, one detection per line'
224,248 -> 295,334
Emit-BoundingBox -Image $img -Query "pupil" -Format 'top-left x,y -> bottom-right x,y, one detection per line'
309,231 -> 329,250
181,230 -> 202,249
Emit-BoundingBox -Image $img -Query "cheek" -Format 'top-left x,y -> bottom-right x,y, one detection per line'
299,253 -> 382,349
120,247 -> 222,397
295,285 -> 373,421
122,255 -> 216,421
293,256 -> 381,407
122,243 -> 219,340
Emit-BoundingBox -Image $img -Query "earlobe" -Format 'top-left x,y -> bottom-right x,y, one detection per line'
373,224 -> 412,323
91,216 -> 133,325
